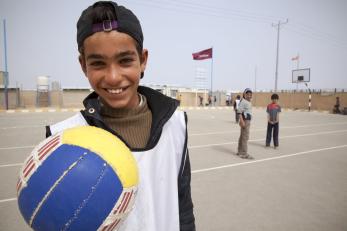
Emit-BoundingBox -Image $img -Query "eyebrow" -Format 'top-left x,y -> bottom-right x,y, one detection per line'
86,51 -> 137,61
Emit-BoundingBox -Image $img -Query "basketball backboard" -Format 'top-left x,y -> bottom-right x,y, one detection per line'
292,68 -> 310,83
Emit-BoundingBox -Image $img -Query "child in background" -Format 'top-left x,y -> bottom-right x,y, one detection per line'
233,95 -> 241,123
266,93 -> 281,148
236,89 -> 254,159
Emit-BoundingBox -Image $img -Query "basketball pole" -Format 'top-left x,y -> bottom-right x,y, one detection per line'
305,82 -> 311,112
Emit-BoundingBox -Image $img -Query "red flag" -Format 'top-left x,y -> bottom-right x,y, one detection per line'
192,48 -> 212,60
291,55 -> 299,61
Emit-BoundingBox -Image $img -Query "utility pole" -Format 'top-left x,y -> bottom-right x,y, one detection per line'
210,46 -> 214,96
272,19 -> 288,92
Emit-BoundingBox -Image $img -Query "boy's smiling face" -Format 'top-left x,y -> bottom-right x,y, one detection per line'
79,30 -> 148,109
244,92 -> 252,101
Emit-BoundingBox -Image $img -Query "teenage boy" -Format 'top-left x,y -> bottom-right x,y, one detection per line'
266,93 -> 281,148
46,1 -> 195,230
236,88 -> 254,159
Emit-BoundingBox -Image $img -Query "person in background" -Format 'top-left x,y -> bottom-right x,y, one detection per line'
333,96 -> 341,114
233,95 -> 241,123
177,94 -> 182,106
198,95 -> 203,106
236,89 -> 254,159
226,94 -> 231,106
265,93 -> 281,149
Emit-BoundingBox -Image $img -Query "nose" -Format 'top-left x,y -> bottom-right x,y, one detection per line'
104,64 -> 121,84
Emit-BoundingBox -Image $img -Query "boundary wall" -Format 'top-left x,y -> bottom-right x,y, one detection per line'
1,88 -> 346,112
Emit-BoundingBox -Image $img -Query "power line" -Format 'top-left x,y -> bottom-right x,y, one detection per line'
159,0 -> 281,22
290,20 -> 346,43
285,24 -> 347,49
131,0 -> 346,48
127,0 -> 280,24
125,0 -> 347,49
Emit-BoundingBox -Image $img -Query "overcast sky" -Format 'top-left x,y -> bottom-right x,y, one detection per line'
0,0 -> 346,91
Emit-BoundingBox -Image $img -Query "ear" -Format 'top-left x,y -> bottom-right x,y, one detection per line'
140,49 -> 148,73
79,55 -> 87,77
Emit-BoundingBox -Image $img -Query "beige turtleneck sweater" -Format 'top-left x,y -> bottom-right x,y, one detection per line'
100,94 -> 152,149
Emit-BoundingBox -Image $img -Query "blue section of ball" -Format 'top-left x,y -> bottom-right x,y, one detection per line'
63,164 -> 123,231
30,149 -> 123,231
18,144 -> 90,225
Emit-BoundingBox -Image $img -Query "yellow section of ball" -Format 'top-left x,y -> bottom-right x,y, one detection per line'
61,126 -> 139,188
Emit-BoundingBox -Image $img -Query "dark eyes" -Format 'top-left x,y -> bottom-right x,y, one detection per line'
88,57 -> 135,68
119,57 -> 135,64
89,61 -> 105,67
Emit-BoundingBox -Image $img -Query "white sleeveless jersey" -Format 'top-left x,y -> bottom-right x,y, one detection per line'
49,110 -> 186,231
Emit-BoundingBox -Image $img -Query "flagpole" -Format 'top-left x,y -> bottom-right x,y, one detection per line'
296,53 -> 299,91
210,46 -> 213,95
3,19 -> 9,110
192,47 -> 213,101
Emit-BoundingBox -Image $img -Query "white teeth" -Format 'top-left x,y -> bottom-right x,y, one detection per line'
107,88 -> 123,94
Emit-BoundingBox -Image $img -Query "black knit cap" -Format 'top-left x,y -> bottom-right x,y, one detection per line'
77,1 -> 143,52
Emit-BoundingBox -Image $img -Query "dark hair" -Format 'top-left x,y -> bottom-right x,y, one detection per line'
236,95 -> 241,99
78,3 -> 143,61
271,93 -> 279,100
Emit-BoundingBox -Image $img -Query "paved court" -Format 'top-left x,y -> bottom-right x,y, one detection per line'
1,108 -> 347,231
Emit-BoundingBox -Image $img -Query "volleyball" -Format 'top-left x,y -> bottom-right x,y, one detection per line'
16,126 -> 139,231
